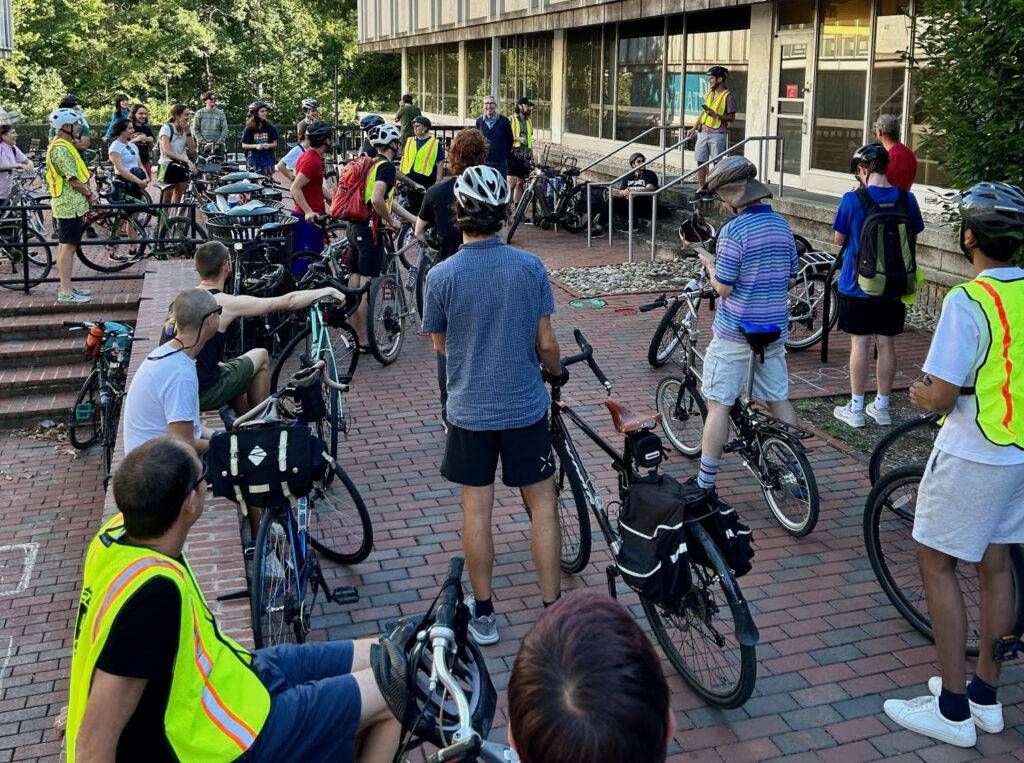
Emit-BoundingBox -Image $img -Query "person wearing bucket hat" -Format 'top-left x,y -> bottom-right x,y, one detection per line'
590,152 -> 659,235
691,156 -> 801,494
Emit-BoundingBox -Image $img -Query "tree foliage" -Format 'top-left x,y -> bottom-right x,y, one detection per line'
912,0 -> 1024,188
0,0 -> 398,126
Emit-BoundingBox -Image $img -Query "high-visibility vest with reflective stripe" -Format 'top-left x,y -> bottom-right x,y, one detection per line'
512,116 -> 533,149
364,158 -> 395,209
400,136 -> 440,176
952,275 -> 1024,449
699,89 -> 731,130
66,515 -> 270,762
45,137 -> 90,199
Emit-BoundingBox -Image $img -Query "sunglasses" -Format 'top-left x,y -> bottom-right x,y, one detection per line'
189,459 -> 209,493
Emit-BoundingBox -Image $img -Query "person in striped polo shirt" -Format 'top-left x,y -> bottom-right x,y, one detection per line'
693,157 -> 800,492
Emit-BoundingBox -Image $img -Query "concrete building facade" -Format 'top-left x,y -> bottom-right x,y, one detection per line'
0,0 -> 12,60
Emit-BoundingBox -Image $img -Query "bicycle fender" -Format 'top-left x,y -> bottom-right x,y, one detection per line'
725,586 -> 760,646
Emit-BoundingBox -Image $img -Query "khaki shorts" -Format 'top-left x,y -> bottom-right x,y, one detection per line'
198,356 -> 255,411
701,336 -> 789,406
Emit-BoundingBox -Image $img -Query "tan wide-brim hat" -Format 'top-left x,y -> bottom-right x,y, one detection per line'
714,177 -> 773,208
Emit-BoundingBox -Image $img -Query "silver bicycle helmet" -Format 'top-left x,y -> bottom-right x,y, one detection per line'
368,123 -> 401,148
301,98 -> 320,111
955,181 -> 1024,258
453,165 -> 511,216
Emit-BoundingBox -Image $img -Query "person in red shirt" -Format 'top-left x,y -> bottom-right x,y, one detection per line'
290,121 -> 333,270
874,113 -> 917,191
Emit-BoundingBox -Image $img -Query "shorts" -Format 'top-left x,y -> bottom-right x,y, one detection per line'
695,131 -> 727,164
913,449 -> 1024,562
701,336 -> 789,405
198,356 -> 255,411
246,640 -> 360,762
348,221 -> 384,278
290,211 -> 326,255
55,216 -> 86,245
838,294 -> 905,336
157,161 -> 189,185
508,150 -> 532,179
441,414 -> 556,488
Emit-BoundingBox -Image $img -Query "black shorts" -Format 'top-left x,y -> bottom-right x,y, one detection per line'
441,414 -> 556,488
56,216 -> 85,245
838,294 -> 906,337
157,161 -> 190,185
508,151 -> 532,180
348,222 -> 384,278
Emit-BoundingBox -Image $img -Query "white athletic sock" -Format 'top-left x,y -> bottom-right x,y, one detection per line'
696,455 -> 721,489
851,394 -> 865,412
875,394 -> 890,410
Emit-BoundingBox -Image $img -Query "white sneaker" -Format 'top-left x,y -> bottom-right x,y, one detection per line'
464,594 -> 499,645
927,676 -> 1004,733
865,400 -> 893,426
833,402 -> 866,428
883,694 -> 977,748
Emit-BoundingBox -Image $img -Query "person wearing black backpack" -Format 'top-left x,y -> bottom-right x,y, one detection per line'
832,144 -> 925,429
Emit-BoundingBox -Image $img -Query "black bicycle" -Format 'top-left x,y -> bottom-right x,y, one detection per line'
506,157 -> 588,245
868,412 -> 941,486
548,329 -> 759,707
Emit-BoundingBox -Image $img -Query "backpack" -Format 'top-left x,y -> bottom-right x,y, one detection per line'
330,156 -> 377,222
691,492 -> 755,578
854,187 -> 918,300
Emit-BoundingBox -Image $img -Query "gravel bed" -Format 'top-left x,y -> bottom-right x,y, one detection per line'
550,260 -> 703,297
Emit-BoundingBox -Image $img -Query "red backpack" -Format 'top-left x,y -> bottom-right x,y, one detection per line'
330,156 -> 377,222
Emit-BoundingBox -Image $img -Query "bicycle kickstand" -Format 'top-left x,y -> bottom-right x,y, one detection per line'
606,565 -> 619,600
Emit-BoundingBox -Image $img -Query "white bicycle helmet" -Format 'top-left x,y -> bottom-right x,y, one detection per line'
454,165 -> 511,216
301,98 -> 320,111
368,123 -> 401,148
48,107 -> 89,131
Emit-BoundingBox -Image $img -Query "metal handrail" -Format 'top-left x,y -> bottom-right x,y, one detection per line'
625,134 -> 785,262
586,133 -> 696,248
578,125 -> 682,182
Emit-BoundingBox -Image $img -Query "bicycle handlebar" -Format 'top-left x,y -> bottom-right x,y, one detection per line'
554,329 -> 612,393
638,295 -> 668,313
434,557 -> 464,632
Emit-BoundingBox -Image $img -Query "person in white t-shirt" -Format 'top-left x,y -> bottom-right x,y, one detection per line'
123,289 -> 222,455
883,182 -> 1024,748
106,118 -> 148,201
276,137 -> 308,182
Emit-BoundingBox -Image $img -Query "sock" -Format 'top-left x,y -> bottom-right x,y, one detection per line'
875,394 -> 890,410
474,597 -> 494,618
851,394 -> 865,412
542,593 -> 561,609
967,674 -> 998,705
696,455 -> 721,489
938,688 -> 971,722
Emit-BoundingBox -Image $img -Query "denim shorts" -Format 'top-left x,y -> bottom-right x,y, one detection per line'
701,336 -> 789,405
695,131 -> 727,164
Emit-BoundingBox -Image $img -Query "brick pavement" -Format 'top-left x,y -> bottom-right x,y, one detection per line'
0,223 -> 1020,761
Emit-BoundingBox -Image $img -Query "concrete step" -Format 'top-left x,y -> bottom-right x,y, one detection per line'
0,388 -> 79,429
0,309 -> 137,342
0,362 -> 93,398
0,336 -> 87,366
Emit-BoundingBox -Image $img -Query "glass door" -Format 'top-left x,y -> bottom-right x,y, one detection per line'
773,32 -> 814,186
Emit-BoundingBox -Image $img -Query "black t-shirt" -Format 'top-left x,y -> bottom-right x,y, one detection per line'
192,289 -> 224,390
369,161 -> 397,222
95,575 -> 181,762
133,123 -> 155,166
418,177 -> 461,261
620,169 -> 658,192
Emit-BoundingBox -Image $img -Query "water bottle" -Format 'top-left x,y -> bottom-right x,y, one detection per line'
405,265 -> 418,291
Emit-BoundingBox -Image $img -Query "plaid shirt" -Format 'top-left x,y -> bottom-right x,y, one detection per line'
192,107 -> 227,146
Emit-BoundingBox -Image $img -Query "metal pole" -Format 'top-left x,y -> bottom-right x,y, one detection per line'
607,187 -> 613,247
586,186 -> 592,248
650,192 -> 657,262
20,206 -> 29,294
779,137 -> 785,199
627,194 -> 634,263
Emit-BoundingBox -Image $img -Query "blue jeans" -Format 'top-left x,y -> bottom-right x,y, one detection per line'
246,640 -> 360,762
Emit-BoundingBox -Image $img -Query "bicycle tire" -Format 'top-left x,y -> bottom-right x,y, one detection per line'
414,250 -> 433,323
558,184 -> 588,234
656,375 -> 706,458
505,188 -> 533,245
396,226 -> 416,270
251,509 -> 304,649
101,393 -> 123,487
0,225 -> 53,290
647,299 -> 686,368
785,272 -> 839,351
367,273 -> 405,365
759,437 -> 819,537
309,465 -> 374,564
271,322 -> 359,391
863,465 -> 1024,655
76,212 -> 148,272
868,414 -> 940,486
642,522 -> 757,708
153,215 -> 207,260
550,431 -> 593,574
68,369 -> 102,449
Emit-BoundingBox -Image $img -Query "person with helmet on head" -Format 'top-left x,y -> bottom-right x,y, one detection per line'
507,96 -> 535,206
46,107 -> 97,304
290,121 -> 335,260
831,144 -> 925,429
686,66 -> 735,188
357,114 -> 385,158
590,151 -> 659,236
400,115 -> 444,212
192,91 -> 228,159
395,94 -> 422,144
48,95 -> 91,150
882,182 -> 1024,749
297,98 -> 320,143
690,156 -> 801,494
240,101 -> 279,176
422,165 -> 563,646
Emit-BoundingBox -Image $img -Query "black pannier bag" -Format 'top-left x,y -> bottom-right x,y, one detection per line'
209,425 -> 331,514
616,473 -> 705,609
693,492 -> 755,577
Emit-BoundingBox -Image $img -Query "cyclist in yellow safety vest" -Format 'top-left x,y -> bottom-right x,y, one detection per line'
884,182 -> 1024,748
63,436 -> 401,763
686,66 -> 735,188
508,96 -> 535,206
400,115 -> 444,216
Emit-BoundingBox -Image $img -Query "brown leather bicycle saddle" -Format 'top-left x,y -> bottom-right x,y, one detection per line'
604,399 -> 662,433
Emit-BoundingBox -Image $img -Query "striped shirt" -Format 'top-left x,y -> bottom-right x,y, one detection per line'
712,205 -> 798,343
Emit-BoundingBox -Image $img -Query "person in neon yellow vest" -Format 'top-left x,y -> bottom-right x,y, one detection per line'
400,115 -> 445,213
686,66 -> 735,188
508,96 -> 535,207
883,182 -> 1024,748
64,436 -> 401,762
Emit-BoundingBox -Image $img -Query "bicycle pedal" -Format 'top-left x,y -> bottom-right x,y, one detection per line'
723,440 -> 743,454
993,634 -> 1023,662
331,586 -> 359,605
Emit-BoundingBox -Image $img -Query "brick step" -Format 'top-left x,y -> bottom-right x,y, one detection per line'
0,336 -> 88,366
0,293 -> 140,317
0,388 -> 80,429
0,309 -> 137,342
0,362 -> 93,398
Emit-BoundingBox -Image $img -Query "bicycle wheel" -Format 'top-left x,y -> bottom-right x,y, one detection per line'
550,432 -> 593,574
414,251 -> 433,323
308,464 -> 373,564
367,273 -> 405,365
656,375 -> 706,458
558,185 -> 588,234
154,215 -> 207,259
0,225 -> 52,290
868,414 -> 940,486
785,272 -> 839,351
101,393 -> 123,487
251,509 -> 303,649
642,523 -> 757,708
647,300 -> 686,367
759,437 -> 819,537
76,211 -> 147,272
505,188 -> 533,244
68,369 -> 102,449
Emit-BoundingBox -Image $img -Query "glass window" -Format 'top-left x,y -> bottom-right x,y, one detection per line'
441,44 -> 459,117
686,8 -> 751,148
869,0 -> 910,129
811,0 -> 871,173
664,16 -> 684,138
615,20 -> 665,142
778,0 -> 815,31
406,50 -> 421,102
466,40 -> 492,118
423,48 -> 440,114
499,34 -> 553,130
565,26 -> 610,138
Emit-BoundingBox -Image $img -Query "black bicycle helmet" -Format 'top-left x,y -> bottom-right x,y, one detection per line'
412,115 -> 432,130
850,143 -> 889,177
359,114 -> 385,131
248,100 -> 270,113
628,152 -> 647,166
703,155 -> 757,194
678,212 -> 716,245
955,182 -> 1024,258
241,265 -> 286,296
707,65 -> 729,79
304,121 -> 333,144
